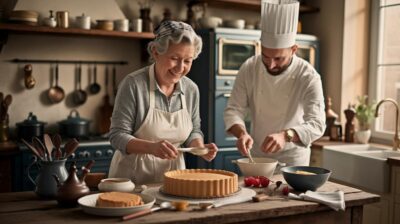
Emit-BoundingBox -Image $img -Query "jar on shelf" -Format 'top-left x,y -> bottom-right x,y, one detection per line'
140,8 -> 153,32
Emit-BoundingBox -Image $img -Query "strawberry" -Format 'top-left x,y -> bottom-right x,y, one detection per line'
258,176 -> 270,187
282,186 -> 289,196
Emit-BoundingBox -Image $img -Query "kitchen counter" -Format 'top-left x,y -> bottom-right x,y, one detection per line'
0,176 -> 379,224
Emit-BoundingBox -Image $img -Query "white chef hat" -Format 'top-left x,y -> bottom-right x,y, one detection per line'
260,0 -> 299,49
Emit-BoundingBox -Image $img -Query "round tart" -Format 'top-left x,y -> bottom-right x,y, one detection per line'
96,192 -> 143,207
163,169 -> 238,198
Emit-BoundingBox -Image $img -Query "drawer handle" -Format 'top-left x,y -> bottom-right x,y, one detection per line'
223,93 -> 231,98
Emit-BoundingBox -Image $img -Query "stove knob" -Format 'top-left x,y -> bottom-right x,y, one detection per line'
95,150 -> 102,157
106,149 -> 114,157
224,81 -> 231,86
79,151 -> 91,158
68,153 -> 76,159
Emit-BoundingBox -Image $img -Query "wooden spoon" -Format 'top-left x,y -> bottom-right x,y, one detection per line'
52,134 -> 62,160
33,137 -> 47,161
21,139 -> 44,160
43,134 -> 54,161
63,138 -> 79,159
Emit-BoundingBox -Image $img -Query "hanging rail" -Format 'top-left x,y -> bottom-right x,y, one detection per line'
7,58 -> 128,65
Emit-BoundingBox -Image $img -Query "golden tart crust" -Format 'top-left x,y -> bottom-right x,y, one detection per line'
96,192 -> 143,207
163,169 -> 238,198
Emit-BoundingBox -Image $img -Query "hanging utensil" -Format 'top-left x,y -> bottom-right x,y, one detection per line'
48,64 -> 65,103
89,64 -> 101,94
73,64 -> 87,105
98,66 -> 113,134
24,64 -> 36,89
112,65 -> 117,100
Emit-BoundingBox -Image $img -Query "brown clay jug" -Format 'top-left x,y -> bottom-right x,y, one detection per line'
53,160 -> 94,207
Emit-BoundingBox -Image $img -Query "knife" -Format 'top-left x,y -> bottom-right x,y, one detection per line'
199,195 -> 253,209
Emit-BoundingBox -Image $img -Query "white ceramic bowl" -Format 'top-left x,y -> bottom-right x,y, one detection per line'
224,19 -> 245,29
233,157 -> 278,178
198,16 -> 223,29
98,178 -> 135,192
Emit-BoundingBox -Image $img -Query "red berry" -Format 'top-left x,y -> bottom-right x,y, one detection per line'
244,177 -> 253,187
252,177 -> 261,187
282,186 -> 289,196
259,176 -> 270,187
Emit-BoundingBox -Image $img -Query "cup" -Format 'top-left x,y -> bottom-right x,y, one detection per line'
114,19 -> 129,32
131,18 -> 142,32
56,11 -> 69,28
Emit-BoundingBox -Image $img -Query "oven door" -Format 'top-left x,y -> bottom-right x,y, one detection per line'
218,38 -> 261,75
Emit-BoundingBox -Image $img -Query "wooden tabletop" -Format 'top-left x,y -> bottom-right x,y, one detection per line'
0,175 -> 379,224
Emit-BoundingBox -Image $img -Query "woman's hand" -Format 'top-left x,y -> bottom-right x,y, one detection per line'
150,140 -> 178,159
201,143 -> 218,161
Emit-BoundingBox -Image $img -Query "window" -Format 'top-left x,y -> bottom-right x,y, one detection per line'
370,0 -> 400,140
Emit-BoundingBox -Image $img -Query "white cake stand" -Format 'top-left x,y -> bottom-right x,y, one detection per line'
142,186 -> 256,205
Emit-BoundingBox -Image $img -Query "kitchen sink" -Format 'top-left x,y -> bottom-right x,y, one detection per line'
322,144 -> 397,193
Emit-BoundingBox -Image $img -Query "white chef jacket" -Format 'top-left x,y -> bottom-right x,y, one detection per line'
224,54 -> 326,166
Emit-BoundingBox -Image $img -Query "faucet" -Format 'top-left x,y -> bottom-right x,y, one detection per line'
375,98 -> 399,151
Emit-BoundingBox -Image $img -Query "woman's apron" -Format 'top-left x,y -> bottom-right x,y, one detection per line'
108,65 -> 193,184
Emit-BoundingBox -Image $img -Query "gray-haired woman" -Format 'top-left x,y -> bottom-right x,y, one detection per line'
108,21 -> 218,184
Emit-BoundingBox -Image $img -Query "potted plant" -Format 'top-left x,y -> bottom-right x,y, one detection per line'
354,95 -> 376,143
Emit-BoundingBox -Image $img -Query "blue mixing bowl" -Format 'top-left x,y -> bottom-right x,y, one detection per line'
281,166 -> 331,191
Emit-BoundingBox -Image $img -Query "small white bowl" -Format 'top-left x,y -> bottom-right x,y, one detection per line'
224,19 -> 245,29
199,16 -> 223,29
98,178 -> 135,192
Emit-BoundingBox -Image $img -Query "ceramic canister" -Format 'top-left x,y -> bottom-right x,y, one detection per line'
114,19 -> 129,32
76,14 -> 91,29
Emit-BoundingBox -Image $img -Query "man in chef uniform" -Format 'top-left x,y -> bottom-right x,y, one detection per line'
224,0 -> 325,166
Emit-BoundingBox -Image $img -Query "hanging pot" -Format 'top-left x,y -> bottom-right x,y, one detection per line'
58,109 -> 91,138
16,112 -> 47,141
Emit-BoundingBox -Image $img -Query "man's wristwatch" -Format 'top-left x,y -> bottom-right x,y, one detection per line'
284,129 -> 295,142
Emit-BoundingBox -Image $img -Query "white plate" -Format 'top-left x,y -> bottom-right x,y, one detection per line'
78,193 -> 155,216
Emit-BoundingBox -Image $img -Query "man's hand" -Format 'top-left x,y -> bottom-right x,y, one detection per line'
261,132 -> 286,153
150,140 -> 178,159
237,133 -> 254,156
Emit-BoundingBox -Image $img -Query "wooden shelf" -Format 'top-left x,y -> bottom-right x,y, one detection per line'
0,23 -> 155,39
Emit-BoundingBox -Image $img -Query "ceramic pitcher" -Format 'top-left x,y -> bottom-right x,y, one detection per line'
27,157 -> 68,198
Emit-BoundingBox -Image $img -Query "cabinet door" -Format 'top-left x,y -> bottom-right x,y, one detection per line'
0,156 -> 12,192
212,150 -> 242,174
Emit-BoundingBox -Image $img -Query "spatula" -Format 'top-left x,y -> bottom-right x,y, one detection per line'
63,138 -> 79,159
52,134 -> 62,160
43,134 -> 54,161
178,147 -> 209,156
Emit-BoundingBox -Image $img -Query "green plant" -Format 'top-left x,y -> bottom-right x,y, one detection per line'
354,95 -> 376,130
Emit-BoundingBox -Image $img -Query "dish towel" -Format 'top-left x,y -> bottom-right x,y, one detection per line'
288,190 -> 345,211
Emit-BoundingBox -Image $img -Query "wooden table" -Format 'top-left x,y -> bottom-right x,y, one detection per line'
0,176 -> 379,224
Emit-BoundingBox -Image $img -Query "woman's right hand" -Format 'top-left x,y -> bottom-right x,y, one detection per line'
236,133 -> 253,157
150,140 -> 178,159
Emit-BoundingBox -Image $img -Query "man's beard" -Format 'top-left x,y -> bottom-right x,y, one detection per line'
266,57 -> 293,76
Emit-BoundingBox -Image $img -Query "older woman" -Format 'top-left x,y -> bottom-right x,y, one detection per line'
108,21 -> 218,184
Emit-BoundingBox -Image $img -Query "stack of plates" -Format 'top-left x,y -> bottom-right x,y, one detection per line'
9,10 -> 39,26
